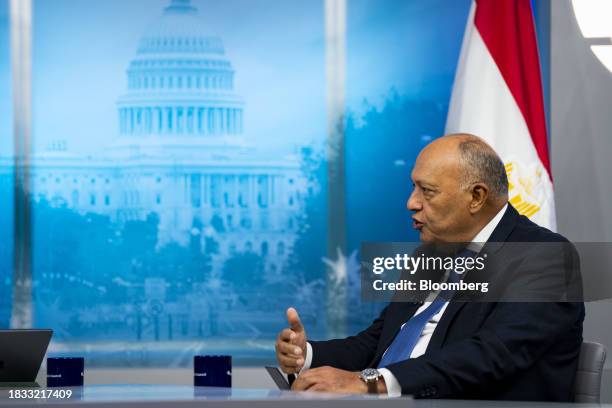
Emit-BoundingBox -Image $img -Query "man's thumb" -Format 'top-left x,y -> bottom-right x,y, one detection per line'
287,307 -> 304,332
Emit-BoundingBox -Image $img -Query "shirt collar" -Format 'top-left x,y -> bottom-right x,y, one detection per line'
468,203 -> 508,252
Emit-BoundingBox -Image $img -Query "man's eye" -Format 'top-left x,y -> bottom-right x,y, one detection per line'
422,187 -> 431,193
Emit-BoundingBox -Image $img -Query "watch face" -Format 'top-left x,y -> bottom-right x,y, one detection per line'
361,368 -> 380,381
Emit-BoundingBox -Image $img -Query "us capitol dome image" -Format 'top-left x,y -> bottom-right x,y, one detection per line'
14,0 -> 306,280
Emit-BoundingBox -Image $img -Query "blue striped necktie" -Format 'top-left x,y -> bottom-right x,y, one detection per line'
377,248 -> 475,368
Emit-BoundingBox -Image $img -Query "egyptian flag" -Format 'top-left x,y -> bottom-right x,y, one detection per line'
445,0 -> 556,231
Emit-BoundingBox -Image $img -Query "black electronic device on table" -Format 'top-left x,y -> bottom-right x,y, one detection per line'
265,366 -> 296,390
0,329 -> 52,382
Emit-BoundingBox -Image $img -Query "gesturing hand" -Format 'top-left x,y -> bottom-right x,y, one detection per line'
275,307 -> 307,374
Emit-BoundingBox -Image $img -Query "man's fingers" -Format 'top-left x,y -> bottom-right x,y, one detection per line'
277,353 -> 300,369
278,328 -> 295,342
282,366 -> 298,375
292,375 -> 313,391
279,361 -> 299,375
291,367 -> 325,391
308,383 -> 327,392
277,340 -> 303,356
286,307 -> 304,332
277,349 -> 304,368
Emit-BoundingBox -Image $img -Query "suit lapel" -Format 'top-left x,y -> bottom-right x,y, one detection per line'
426,204 -> 520,352
369,302 -> 421,367
484,205 -> 519,248
425,301 -> 467,352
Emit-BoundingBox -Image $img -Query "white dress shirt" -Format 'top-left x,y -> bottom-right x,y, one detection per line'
301,204 -> 507,397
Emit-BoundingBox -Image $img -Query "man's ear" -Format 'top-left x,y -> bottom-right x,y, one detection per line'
469,183 -> 489,214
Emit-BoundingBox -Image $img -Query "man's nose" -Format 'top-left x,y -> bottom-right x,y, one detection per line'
407,189 -> 421,211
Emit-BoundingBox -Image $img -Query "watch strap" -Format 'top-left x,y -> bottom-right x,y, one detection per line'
366,378 -> 379,394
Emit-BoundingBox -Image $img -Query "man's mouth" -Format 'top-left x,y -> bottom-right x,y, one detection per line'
412,219 -> 424,230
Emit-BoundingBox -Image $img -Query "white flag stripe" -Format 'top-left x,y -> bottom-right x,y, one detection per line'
446,1 -> 556,230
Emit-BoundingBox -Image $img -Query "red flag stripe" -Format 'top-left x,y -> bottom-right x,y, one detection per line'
474,0 -> 551,180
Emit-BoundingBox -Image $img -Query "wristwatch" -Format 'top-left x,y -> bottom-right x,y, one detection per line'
360,368 -> 382,394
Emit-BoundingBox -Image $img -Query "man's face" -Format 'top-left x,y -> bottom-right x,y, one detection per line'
407,142 -> 474,243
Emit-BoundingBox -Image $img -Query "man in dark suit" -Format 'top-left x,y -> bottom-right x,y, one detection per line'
275,134 -> 584,400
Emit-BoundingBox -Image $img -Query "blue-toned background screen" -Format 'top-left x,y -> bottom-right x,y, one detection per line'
0,0 -> 470,366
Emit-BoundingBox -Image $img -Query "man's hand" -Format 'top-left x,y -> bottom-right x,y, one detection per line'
291,366 -> 379,393
275,307 -> 307,374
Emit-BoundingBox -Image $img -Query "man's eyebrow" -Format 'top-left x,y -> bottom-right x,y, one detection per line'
414,179 -> 438,189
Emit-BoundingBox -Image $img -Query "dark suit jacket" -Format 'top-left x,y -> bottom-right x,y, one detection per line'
310,205 -> 585,401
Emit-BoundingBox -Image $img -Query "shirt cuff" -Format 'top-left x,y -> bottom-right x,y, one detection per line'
378,368 -> 401,397
299,342 -> 313,373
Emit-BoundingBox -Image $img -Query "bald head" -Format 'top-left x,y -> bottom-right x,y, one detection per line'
424,134 -> 508,204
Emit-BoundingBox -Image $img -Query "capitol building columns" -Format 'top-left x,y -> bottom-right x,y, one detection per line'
112,105 -> 262,136
228,108 -> 233,134
197,107 -> 205,135
145,108 -> 152,134
165,107 -> 172,135
211,108 -> 218,135
118,103 -> 245,138
172,107 -> 179,134
153,107 -> 161,134
215,108 -> 220,135
203,107 -> 209,135
187,107 -> 194,134
175,107 -> 182,134
222,108 -> 228,134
